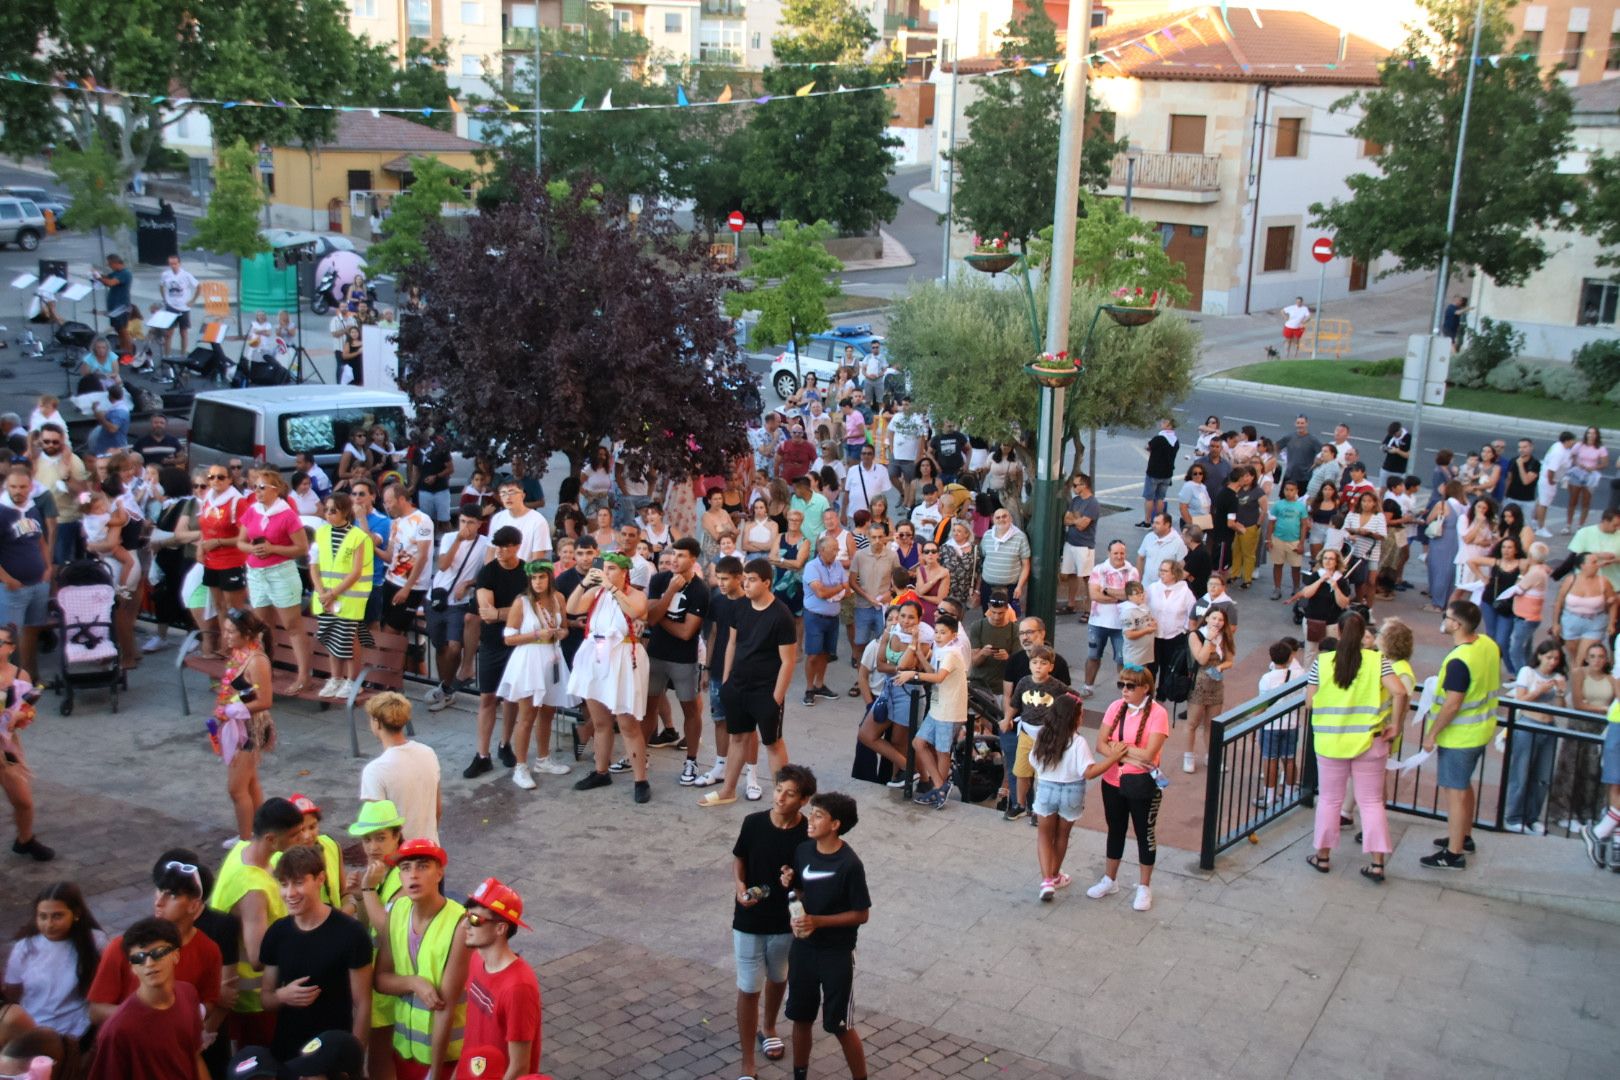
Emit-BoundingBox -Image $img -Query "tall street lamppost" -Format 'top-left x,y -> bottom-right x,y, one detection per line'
1123,144 -> 1143,216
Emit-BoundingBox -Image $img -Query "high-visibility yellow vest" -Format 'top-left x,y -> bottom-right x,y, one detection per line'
1311,650 -> 1386,759
311,523 -> 374,620
1382,658 -> 1415,756
208,841 -> 287,1014
1609,698 -> 1620,726
269,833 -> 345,909
1433,635 -> 1501,749
388,896 -> 467,1064
367,867 -> 403,1030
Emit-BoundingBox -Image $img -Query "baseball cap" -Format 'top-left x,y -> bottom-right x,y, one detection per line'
282,1031 -> 364,1078
347,800 -> 405,836
468,877 -> 531,930
455,1044 -> 509,1079
390,838 -> 448,866
227,1046 -> 280,1079
288,793 -> 321,817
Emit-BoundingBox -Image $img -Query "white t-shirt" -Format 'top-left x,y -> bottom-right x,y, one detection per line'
929,646 -> 967,724
1283,303 -> 1311,330
431,532 -> 489,599
488,507 -> 553,561
1542,441 -> 1571,486
1136,530 -> 1188,572
862,351 -> 885,380
359,741 -> 442,844
160,266 -> 198,311
1258,661 -> 1304,729
1088,561 -> 1140,630
3,930 -> 109,1037
888,411 -> 925,461
1030,729 -> 1097,784
384,508 -> 436,588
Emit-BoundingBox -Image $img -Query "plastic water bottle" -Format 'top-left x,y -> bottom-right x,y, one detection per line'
745,885 -> 771,902
1150,766 -> 1169,790
787,890 -> 807,937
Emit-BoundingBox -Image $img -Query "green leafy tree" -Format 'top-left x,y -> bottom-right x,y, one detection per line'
1310,0 -> 1578,287
187,138 -> 270,331
1576,151 -> 1620,268
1026,194 -> 1190,304
726,220 -> 842,384
51,132 -> 135,257
352,38 -> 457,132
949,0 -> 1124,247
741,0 -> 901,233
366,156 -> 473,281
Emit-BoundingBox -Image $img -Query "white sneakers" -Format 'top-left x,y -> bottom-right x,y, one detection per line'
533,757 -> 571,776
318,677 -> 345,699
1535,527 -> 1554,538
1183,752 -> 1196,774
512,764 -> 536,790
1133,885 -> 1153,911
745,765 -> 763,801
1085,876 -> 1118,899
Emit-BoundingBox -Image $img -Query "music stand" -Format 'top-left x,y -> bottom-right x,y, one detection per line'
60,281 -> 92,328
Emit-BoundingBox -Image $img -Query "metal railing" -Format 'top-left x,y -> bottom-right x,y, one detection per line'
1200,680 -> 1613,869
1109,151 -> 1221,192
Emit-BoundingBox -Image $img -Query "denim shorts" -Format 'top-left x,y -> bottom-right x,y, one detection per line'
0,579 -> 50,628
1604,722 -> 1620,786
879,677 -> 924,729
803,611 -> 840,657
1436,744 -> 1486,790
1033,778 -> 1087,822
709,675 -> 725,721
915,715 -> 961,750
852,605 -> 885,647
1141,475 -> 1171,501
1087,624 -> 1123,663
1560,609 -> 1609,642
733,929 -> 791,993
1259,728 -> 1299,760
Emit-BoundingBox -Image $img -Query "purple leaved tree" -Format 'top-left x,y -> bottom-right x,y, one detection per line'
397,172 -> 755,482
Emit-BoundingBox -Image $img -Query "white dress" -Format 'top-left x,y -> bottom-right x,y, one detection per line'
565,589 -> 648,715
497,598 -> 573,708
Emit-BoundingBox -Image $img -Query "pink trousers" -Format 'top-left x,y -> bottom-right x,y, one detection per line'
1314,743 -> 1391,854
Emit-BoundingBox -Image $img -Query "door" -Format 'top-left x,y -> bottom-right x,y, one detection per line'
1349,257 -> 1368,292
1159,224 -> 1207,310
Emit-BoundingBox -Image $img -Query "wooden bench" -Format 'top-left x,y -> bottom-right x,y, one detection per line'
176,615 -> 414,757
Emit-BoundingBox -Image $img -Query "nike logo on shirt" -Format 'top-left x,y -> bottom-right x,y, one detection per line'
801,868 -> 835,881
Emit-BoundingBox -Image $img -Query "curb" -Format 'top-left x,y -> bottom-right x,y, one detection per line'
1196,376 -> 1579,442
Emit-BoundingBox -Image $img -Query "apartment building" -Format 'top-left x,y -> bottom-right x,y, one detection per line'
346,0 -> 504,137
1507,2 -> 1620,85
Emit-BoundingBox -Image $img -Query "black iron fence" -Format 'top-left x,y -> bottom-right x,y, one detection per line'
1200,680 -> 1612,870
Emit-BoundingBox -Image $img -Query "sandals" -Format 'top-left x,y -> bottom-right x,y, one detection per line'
1360,862 -> 1386,885
697,791 -> 737,807
760,1033 -> 785,1061
1306,854 -> 1331,874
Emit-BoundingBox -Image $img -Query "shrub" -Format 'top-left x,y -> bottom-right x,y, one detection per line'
1452,318 -> 1524,388
1540,365 -> 1594,403
1605,380 -> 1620,406
1573,338 -> 1620,391
1349,357 -> 1403,377
1486,361 -> 1543,393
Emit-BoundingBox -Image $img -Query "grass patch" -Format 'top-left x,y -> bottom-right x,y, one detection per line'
1221,360 -> 1620,428
825,292 -> 890,316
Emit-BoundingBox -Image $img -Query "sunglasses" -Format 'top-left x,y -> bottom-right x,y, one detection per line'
922,548 -> 939,554
162,860 -> 203,895
193,482 -> 207,490
254,483 -> 269,491
126,943 -> 178,966
465,911 -> 493,928
208,473 -> 228,480
40,440 -> 62,448
1118,681 -> 1148,691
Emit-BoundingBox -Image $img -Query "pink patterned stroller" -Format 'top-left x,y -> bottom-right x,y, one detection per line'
50,559 -> 124,714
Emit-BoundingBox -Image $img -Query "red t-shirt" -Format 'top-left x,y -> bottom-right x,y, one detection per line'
777,438 -> 817,481
88,930 -> 222,1010
463,953 -> 542,1072
198,493 -> 250,570
87,981 -> 203,1080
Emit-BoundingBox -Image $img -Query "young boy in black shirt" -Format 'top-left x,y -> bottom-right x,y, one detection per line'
780,792 -> 871,1080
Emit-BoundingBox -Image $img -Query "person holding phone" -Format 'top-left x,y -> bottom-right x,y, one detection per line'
217,609 -> 277,844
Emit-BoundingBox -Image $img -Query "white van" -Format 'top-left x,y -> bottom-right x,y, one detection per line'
186,386 -> 472,488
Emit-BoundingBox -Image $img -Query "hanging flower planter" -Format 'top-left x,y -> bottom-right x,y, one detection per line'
1025,351 -> 1081,388
1105,286 -> 1163,327
965,232 -> 1017,275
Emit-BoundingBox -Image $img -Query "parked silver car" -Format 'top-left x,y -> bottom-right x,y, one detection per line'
1,186 -> 67,219
0,196 -> 47,251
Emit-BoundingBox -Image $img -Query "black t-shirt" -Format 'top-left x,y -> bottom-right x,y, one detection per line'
1010,675 -> 1070,729
1380,431 -> 1411,474
1183,545 -> 1212,598
725,596 -> 797,690
555,567 -> 586,665
475,559 -> 529,648
647,571 -> 710,664
1002,650 -> 1071,691
195,908 -> 240,968
411,438 -> 453,494
259,909 -> 372,1059
1210,486 -> 1240,551
732,810 -> 809,935
709,591 -> 741,671
0,502 -> 47,586
132,433 -> 182,464
1300,571 -> 1348,622
1505,456 -> 1540,501
1233,486 -> 1263,528
791,839 -> 870,951
1145,433 -> 1178,480
931,432 -> 969,474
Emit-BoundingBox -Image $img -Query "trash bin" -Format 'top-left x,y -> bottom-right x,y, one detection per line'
134,209 -> 180,265
241,252 -> 296,316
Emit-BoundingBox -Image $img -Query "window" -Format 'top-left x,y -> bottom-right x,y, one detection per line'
616,10 -> 632,31
1168,114 -> 1206,154
1091,7 -> 1107,27
354,0 -> 377,16
0,203 -> 21,222
1273,116 -> 1302,158
407,0 -> 431,37
1609,36 -> 1620,70
752,31 -> 761,49
666,12 -> 682,33
347,170 -> 374,193
1564,30 -> 1585,69
1579,279 -> 1619,325
1263,226 -> 1295,273
461,2 -> 483,24
280,408 -> 408,456
1519,30 -> 1543,60
190,402 -> 257,457
1361,138 -> 1384,157
700,23 -> 744,62
461,54 -> 482,77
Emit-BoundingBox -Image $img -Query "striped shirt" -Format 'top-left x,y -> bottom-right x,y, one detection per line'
979,525 -> 1031,586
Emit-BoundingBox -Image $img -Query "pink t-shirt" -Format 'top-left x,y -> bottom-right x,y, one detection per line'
239,500 -> 305,568
1573,444 -> 1609,471
844,411 -> 867,447
1099,699 -> 1170,786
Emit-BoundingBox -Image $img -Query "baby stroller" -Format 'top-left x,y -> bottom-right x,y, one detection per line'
50,559 -> 124,715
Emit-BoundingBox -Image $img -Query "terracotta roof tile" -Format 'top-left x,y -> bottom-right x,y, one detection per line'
305,111 -> 483,152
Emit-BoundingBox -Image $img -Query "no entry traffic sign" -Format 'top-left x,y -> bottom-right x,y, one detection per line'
728,211 -> 746,233
1311,237 -> 1334,263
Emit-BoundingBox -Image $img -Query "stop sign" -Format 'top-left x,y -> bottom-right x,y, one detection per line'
728,210 -> 746,233
1311,237 -> 1334,263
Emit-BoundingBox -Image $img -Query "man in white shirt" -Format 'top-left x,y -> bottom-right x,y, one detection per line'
426,508 -> 489,712
844,444 -> 892,521
158,255 -> 199,353
887,396 -> 926,489
485,478 -> 552,561
1331,424 -> 1354,464
1084,540 -> 1140,697
861,341 -> 887,401
1135,513 -> 1188,579
359,692 -> 442,843
617,522 -> 654,589
1281,297 -> 1311,357
1536,431 -> 1576,538
381,483 -> 436,633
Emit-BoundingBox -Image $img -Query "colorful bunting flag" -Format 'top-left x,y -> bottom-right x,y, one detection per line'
448,96 -> 462,113
795,81 -> 815,96
600,89 -> 613,110
677,84 -> 689,106
717,84 -> 733,103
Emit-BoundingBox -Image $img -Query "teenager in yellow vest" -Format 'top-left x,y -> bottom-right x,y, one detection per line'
1420,601 -> 1501,870
208,796 -> 304,1048
1304,612 -> 1408,883
311,493 -> 375,697
374,839 -> 469,1080
346,800 -> 406,1080
268,793 -> 345,909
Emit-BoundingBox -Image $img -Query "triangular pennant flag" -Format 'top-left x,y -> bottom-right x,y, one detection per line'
677,84 -> 689,106
569,97 -> 585,112
506,101 -> 520,112
371,108 -> 381,117
1054,60 -> 1066,77
1029,64 -> 1048,76
795,81 -> 815,96
717,84 -> 733,103
755,95 -> 771,103
600,89 -> 613,110
837,84 -> 848,92
448,96 -> 462,113
420,107 -> 433,117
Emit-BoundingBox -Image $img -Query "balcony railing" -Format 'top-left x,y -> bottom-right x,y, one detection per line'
701,0 -> 745,15
503,26 -> 539,48
1110,151 -> 1221,191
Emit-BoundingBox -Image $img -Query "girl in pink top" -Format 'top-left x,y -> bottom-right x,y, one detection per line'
1566,427 -> 1610,532
236,468 -> 313,692
1088,666 -> 1171,913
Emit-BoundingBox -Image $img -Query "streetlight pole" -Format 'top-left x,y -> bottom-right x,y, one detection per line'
1124,153 -> 1137,216
534,23 -> 544,175
940,0 -> 963,285
1026,0 -> 1092,633
1410,0 -> 1485,470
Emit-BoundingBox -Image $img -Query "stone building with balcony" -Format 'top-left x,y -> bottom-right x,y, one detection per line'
933,6 -> 1424,314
